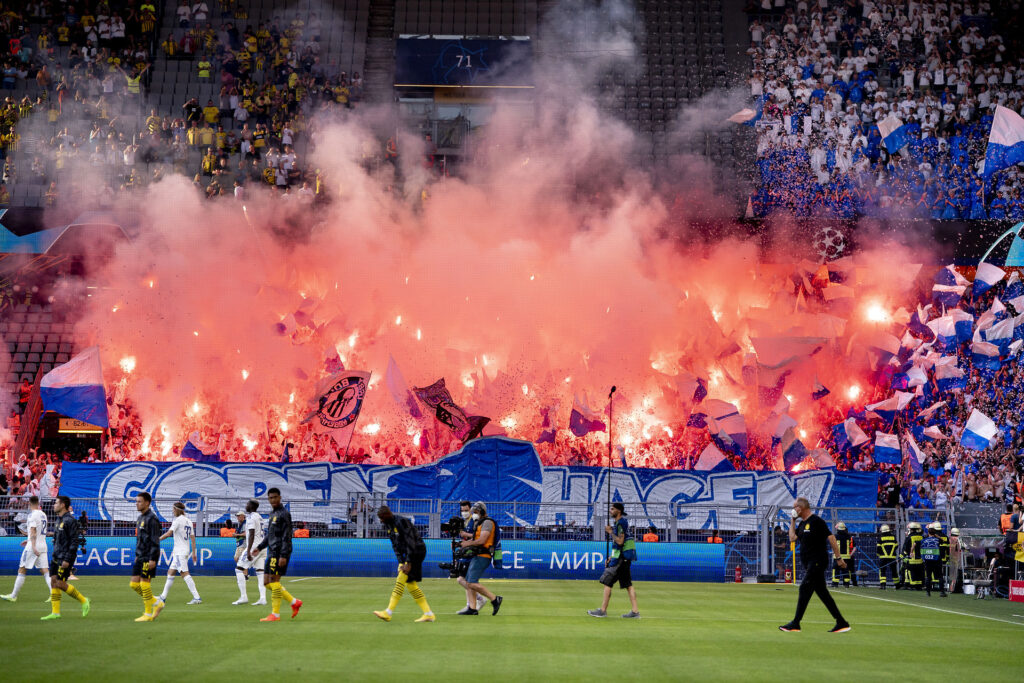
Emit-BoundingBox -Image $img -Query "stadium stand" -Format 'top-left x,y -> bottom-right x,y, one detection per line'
742,0 -> 1024,218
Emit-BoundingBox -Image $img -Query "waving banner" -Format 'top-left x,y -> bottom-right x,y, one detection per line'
60,438 -> 878,530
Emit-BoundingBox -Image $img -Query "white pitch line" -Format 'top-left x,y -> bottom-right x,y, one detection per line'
836,589 -> 1024,627
289,577 -> 324,583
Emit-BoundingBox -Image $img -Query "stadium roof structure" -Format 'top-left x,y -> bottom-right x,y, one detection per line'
0,211 -> 130,255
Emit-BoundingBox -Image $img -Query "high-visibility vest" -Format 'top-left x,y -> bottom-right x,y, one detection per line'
126,75 -> 140,94
198,61 -> 211,78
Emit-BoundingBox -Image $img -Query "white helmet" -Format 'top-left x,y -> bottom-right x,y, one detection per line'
950,527 -> 960,536
880,524 -> 890,533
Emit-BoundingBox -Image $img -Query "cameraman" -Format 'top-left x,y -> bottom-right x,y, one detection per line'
456,501 -> 488,615
459,502 -> 503,616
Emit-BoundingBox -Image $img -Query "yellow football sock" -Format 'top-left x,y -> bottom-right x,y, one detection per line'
387,572 -> 408,612
65,585 -> 86,604
130,581 -> 142,597
270,582 -> 283,615
50,588 -> 62,615
407,582 -> 431,614
280,586 -> 295,604
141,582 -> 155,615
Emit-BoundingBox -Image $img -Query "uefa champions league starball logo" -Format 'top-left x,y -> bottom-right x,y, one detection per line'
813,226 -> 846,261
316,375 -> 367,429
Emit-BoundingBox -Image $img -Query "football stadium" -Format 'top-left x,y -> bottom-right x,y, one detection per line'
1,0 -> 1023,680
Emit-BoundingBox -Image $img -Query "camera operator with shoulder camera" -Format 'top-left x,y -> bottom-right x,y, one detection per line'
445,501 -> 489,615
458,502 -> 503,616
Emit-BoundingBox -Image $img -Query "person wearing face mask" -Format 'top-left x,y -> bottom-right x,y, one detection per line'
456,500 -> 488,615
779,497 -> 851,633
458,502 -> 503,616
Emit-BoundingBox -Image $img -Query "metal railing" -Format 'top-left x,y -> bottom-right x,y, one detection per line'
0,496 -> 958,584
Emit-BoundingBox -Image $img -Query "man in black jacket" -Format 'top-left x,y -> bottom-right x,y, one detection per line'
374,505 -> 435,623
41,496 -> 90,620
252,487 -> 302,621
131,491 -> 164,622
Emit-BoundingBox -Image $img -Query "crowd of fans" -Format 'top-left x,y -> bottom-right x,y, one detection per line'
0,0 -> 376,207
744,0 -> 1024,218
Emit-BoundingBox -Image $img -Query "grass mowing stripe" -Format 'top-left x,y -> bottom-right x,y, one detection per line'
835,588 -> 1024,626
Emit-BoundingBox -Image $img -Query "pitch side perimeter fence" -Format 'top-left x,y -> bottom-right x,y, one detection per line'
0,497 -> 954,583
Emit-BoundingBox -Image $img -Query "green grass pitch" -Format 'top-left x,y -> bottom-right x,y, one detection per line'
1,575 -> 1020,681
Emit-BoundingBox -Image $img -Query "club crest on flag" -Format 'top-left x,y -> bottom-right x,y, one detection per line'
314,373 -> 369,429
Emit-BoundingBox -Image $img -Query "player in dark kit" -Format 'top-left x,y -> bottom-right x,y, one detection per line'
131,492 -> 164,622
373,505 -> 435,622
252,488 -> 302,621
41,496 -> 90,620
779,497 -> 851,633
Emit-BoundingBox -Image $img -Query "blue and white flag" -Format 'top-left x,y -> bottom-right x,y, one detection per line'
866,392 -> 913,422
934,265 -> 970,288
770,412 -> 798,448
181,432 -> 222,463
935,363 -> 967,392
569,394 -> 606,437
673,371 -> 708,405
908,304 -> 933,339
904,432 -> 926,465
40,346 -> 109,428
960,409 -> 998,450
932,284 -> 966,308
916,401 -> 947,421
923,425 -> 948,441
981,317 -> 1014,354
694,442 -> 734,472
971,340 -> 1002,373
385,356 -> 422,418
973,262 -> 1006,296
873,432 -> 902,464
975,298 -> 1006,333
879,113 -> 912,153
950,309 -> 974,342
832,418 -> 869,452
811,378 -> 830,400
727,94 -> 767,127
982,105 -> 1024,179
704,399 -> 747,455
1004,270 -> 1024,311
779,427 -> 808,471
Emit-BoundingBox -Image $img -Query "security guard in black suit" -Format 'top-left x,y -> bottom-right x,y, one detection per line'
902,522 -> 925,589
876,524 -> 898,589
832,523 -> 857,587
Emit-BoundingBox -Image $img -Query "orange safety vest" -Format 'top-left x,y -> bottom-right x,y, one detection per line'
706,536 -> 723,543
642,532 -> 658,542
220,526 -> 234,537
1000,513 -> 1013,533
473,518 -> 495,559
294,528 -> 309,538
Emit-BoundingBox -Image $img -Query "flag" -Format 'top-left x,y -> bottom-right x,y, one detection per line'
832,418 -> 869,451
181,432 -> 222,463
908,305 -> 934,339
975,298 -> 1006,333
304,370 -> 371,449
568,394 -> 606,437
926,315 -> 957,350
811,448 -> 835,469
866,392 -> 913,422
932,284 -> 966,308
973,262 -> 1006,296
384,355 -> 422,418
770,413 -> 798,448
694,442 -> 734,472
970,340 -> 1002,374
703,399 -> 747,455
960,409 -> 998,450
811,378 -> 830,400
873,432 -> 902,464
413,378 -> 489,443
982,105 -> 1024,179
934,265 -> 970,287
727,94 -> 766,127
40,346 -> 109,428
916,401 -> 947,421
673,371 -> 708,405
878,113 -> 912,153
981,317 -> 1014,353
950,309 -> 974,342
535,402 -> 558,444
1005,270 -> 1024,310
904,432 -> 926,464
922,425 -> 948,441
935,363 -> 967,392
779,427 -> 808,471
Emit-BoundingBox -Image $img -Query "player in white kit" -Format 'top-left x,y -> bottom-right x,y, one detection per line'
233,499 -> 267,606
1,496 -> 53,603
157,501 -> 202,604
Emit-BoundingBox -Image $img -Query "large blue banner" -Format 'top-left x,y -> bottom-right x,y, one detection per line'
0,538 -> 724,582
60,437 -> 878,530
